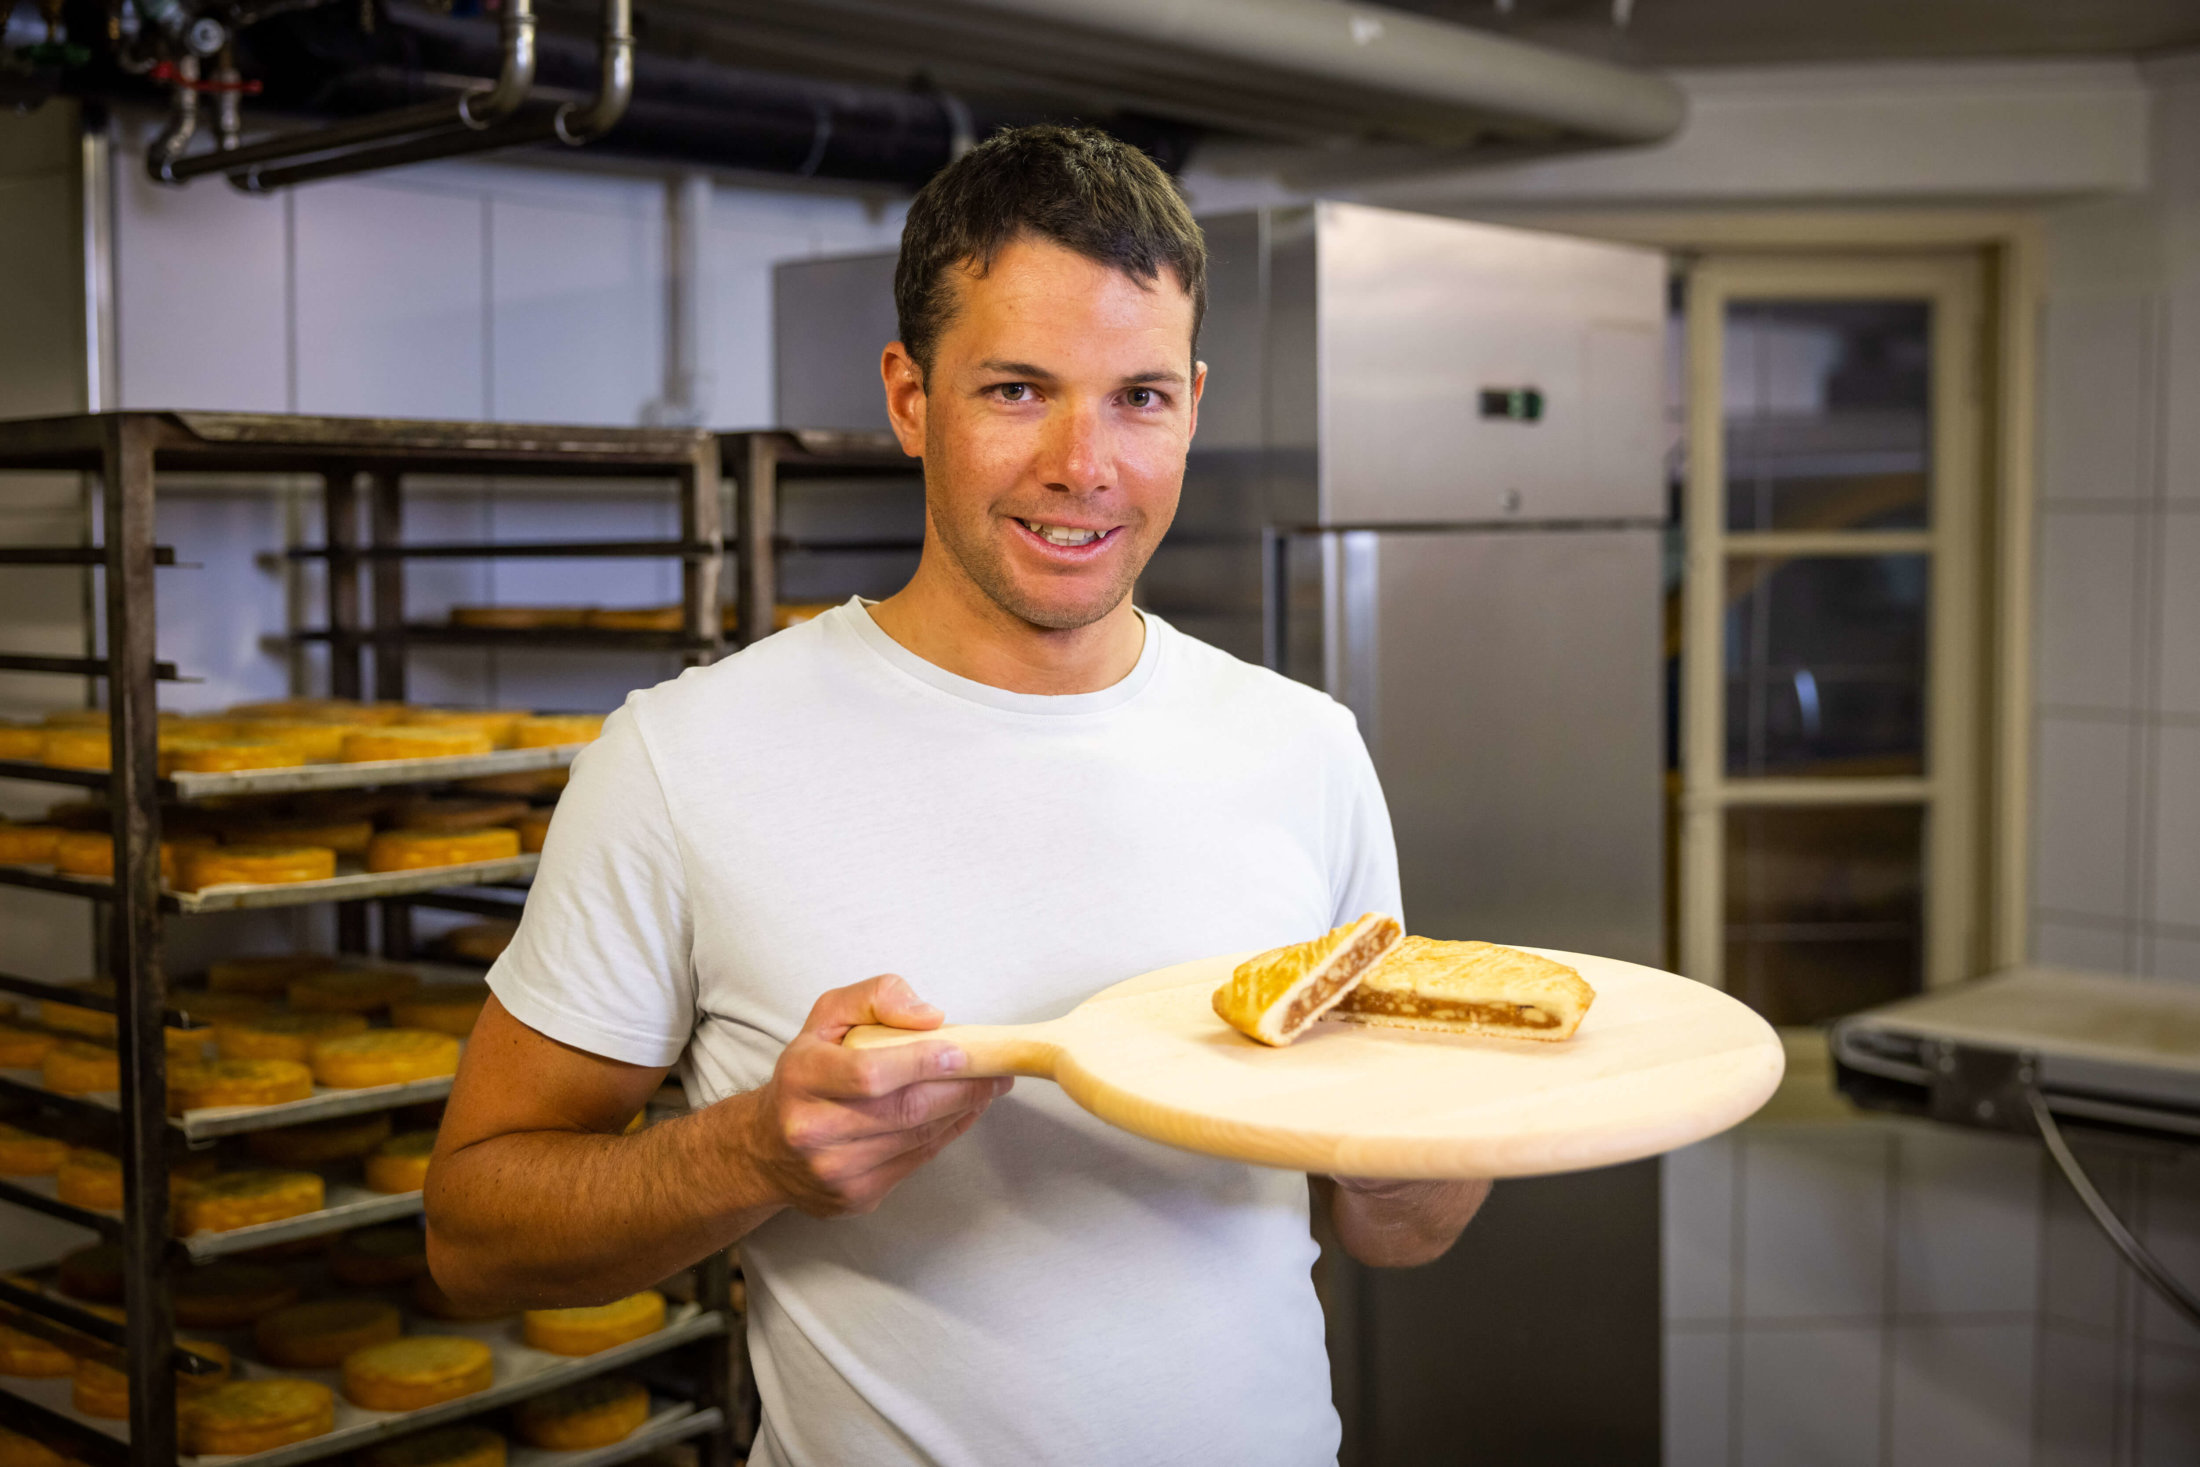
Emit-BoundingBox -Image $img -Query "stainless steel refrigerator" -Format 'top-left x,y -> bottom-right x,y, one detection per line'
775,202 -> 1670,1465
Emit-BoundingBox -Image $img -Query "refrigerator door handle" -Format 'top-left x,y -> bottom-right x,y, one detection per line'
1329,529 -> 1382,755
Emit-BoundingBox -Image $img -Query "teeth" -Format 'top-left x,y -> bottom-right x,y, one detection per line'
1022,520 -> 1103,547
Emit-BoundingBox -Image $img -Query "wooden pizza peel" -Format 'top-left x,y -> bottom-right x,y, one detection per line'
846,946 -> 1784,1179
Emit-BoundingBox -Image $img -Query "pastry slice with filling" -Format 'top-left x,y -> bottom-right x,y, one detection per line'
1211,913 -> 1404,1047
1334,938 -> 1594,1042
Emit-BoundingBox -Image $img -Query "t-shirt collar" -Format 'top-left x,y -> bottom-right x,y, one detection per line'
836,596 -> 1164,716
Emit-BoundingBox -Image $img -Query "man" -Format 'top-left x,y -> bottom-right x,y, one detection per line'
427,125 -> 1488,1465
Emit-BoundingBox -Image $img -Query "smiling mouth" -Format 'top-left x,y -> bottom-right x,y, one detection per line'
1017,518 -> 1116,548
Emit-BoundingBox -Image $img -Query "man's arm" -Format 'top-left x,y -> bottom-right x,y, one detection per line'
1311,1175 -> 1492,1269
425,976 -> 1009,1312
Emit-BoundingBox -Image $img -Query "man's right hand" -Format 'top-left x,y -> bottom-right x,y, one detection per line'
740,974 -> 1010,1218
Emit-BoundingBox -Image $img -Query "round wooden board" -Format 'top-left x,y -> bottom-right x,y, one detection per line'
850,946 -> 1786,1179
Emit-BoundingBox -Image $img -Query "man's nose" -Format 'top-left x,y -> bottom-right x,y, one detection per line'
1037,400 -> 1111,495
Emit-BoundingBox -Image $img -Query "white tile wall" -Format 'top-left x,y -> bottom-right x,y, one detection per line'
1737,1323 -> 1885,1467
2156,513 -> 2200,715
2032,715 -> 2137,920
2149,934 -> 2200,981
1888,1321 -> 2037,1467
2136,1153 -> 2200,1350
2035,919 -> 2136,973
2035,509 -> 2142,709
1666,1327 -> 1732,1467
2135,1345 -> 2200,1467
1665,1135 -> 1738,1323
1891,1129 -> 2041,1316
2150,726 -> 2200,930
2034,1324 -> 2122,1467
2041,293 -> 2158,504
487,190 -> 664,425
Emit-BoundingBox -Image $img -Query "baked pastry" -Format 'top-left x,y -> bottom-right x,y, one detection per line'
181,1378 -> 336,1454
441,920 -> 517,964
365,827 -> 521,872
514,1374 -> 649,1450
56,1243 -> 123,1303
42,1041 -> 119,1095
390,985 -> 488,1037
359,1424 -> 508,1467
167,988 -> 272,1025
208,952 -> 341,995
587,606 -> 683,633
342,726 -> 494,762
312,1029 -> 460,1089
514,810 -> 552,853
72,1338 -> 230,1418
1210,913 -> 1405,1047
176,844 -> 337,892
510,713 -> 603,748
168,1057 -> 314,1114
0,725 -> 42,760
342,1334 -> 495,1410
172,1262 -> 299,1327
399,709 -> 527,747
52,830 -> 211,884
0,825 -> 62,866
39,727 -> 109,770
216,1010 -> 368,1063
412,1270 -> 510,1322
0,1125 -> 67,1177
217,817 -> 374,856
38,981 -> 115,1040
329,1224 -> 428,1286
246,1111 -> 391,1166
391,796 -> 528,832
288,966 -> 421,1014
1335,938 -> 1597,1042
0,1324 -> 73,1377
159,738 -> 308,775
0,1425 -> 71,1467
450,605 -> 589,630
253,1298 -> 402,1367
55,1149 -> 121,1208
522,1290 -> 665,1355
366,1130 -> 437,1194
0,1027 -> 53,1069
172,1169 -> 324,1235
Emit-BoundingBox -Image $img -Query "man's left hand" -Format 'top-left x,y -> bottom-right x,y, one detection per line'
1317,1174 -> 1492,1268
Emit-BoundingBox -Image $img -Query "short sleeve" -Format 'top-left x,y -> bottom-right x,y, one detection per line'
484,701 -> 696,1067
1324,707 -> 1404,930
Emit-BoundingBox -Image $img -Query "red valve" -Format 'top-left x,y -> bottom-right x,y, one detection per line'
148,61 -> 263,92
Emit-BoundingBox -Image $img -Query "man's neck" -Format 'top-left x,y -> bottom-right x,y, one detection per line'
865,561 -> 1146,696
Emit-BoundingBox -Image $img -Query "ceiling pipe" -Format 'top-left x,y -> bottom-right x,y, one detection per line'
233,0 -> 632,188
156,0 -> 535,182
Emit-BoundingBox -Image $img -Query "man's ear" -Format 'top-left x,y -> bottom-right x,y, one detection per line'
1187,359 -> 1207,443
881,342 -> 928,459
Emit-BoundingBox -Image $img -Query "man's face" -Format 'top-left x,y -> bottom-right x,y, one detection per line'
883,236 -> 1204,631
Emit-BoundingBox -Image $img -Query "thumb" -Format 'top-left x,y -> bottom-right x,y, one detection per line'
868,973 -> 945,1029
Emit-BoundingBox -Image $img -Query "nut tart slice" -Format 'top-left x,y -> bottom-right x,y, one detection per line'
1210,912 -> 1404,1048
1334,937 -> 1595,1042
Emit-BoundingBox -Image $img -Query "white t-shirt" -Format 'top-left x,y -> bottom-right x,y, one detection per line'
487,599 -> 1401,1467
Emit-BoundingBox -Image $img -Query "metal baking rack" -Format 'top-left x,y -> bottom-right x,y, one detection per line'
0,412 -> 740,1467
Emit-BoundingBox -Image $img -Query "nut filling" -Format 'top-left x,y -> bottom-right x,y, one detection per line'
1279,928 -> 1399,1033
1342,989 -> 1562,1030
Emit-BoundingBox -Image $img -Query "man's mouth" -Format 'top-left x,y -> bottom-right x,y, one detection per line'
1016,519 -> 1115,549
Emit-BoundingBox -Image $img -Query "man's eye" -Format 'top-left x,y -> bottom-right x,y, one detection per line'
994,383 -> 1031,402
1127,388 -> 1159,408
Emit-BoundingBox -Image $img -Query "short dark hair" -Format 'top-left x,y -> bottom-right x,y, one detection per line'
894,125 -> 1207,378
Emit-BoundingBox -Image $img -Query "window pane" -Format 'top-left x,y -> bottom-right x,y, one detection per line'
1725,554 -> 1927,778
1724,805 -> 1924,1025
1724,301 -> 1929,532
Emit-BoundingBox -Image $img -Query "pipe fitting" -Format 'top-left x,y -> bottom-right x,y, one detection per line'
552,0 -> 631,144
146,51 -> 199,183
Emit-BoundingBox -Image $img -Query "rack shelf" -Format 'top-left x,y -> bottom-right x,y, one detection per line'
0,855 -> 539,915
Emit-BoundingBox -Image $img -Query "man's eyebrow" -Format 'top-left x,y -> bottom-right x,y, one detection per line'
976,359 -> 1059,380
1120,368 -> 1188,387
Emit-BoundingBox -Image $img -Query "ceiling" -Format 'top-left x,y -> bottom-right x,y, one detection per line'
1384,0 -> 2200,67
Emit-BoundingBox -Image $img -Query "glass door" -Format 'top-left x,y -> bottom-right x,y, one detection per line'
1680,257 -> 1984,1023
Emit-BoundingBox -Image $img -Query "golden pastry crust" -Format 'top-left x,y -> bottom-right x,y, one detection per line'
168,988 -> 272,1025
0,1424 -> 72,1467
412,1270 -> 510,1322
365,1130 -> 437,1194
42,1042 -> 118,1096
253,1298 -> 403,1368
160,738 -> 309,775
215,1010 -> 368,1063
72,1339 -> 229,1418
390,986 -> 488,1037
217,817 -> 375,856
342,726 -> 494,763
514,1374 -> 649,1450
586,605 -> 682,633
398,709 -> 528,748
208,952 -> 341,995
177,844 -> 337,892
38,728 -> 109,770
52,830 -> 210,884
54,1149 -> 121,1208
342,1335 -> 495,1411
246,1111 -> 392,1166
172,1262 -> 299,1328
172,1169 -> 324,1236
56,1244 -> 123,1303
0,1027 -> 53,1069
450,605 -> 589,630
38,981 -> 116,1040
0,825 -> 62,866
0,1126 -> 67,1177
515,810 -> 552,854
0,1325 -> 73,1378
521,1290 -> 666,1356
287,966 -> 421,1014
168,1057 -> 315,1114
328,1224 -> 428,1287
1334,938 -> 1597,1042
510,713 -> 603,748
359,1425 -> 507,1467
0,725 -> 42,760
441,920 -> 516,964
312,1028 -> 461,1089
391,797 -> 528,832
182,1378 -> 337,1455
1210,913 -> 1405,1047
365,827 -> 521,873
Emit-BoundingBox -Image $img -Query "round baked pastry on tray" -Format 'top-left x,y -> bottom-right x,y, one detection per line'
54,1148 -> 121,1208
311,1029 -> 460,1089
390,985 -> 488,1037
0,1126 -> 66,1178
254,1298 -> 403,1368
359,1424 -> 508,1467
208,952 -> 340,995
514,1373 -> 650,1450
175,844 -> 337,892
168,1057 -> 314,1114
341,726 -> 494,762
182,1378 -> 337,1454
0,1028 -> 53,1069
328,1224 -> 428,1287
365,827 -> 521,873
215,1010 -> 367,1063
365,1130 -> 437,1194
510,713 -> 603,748
246,1111 -> 391,1166
172,1169 -> 324,1235
521,1289 -> 665,1356
72,1338 -> 228,1418
288,966 -> 420,1014
41,1042 -> 117,1096
342,1334 -> 495,1411
0,1324 -> 74,1378
172,1262 -> 299,1328
0,824 -> 62,866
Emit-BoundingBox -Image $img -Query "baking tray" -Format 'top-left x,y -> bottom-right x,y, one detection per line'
0,746 -> 578,802
0,1063 -> 456,1142
0,856 -> 538,914
0,1173 -> 424,1260
507,1400 -> 721,1467
0,1297 -> 724,1467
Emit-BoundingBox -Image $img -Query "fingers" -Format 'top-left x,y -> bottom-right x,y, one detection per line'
802,973 -> 944,1041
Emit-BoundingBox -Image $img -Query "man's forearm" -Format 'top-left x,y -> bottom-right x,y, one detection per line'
1318,1176 -> 1491,1268
426,1092 -> 783,1311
